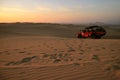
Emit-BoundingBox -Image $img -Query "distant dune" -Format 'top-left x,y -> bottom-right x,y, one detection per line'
0,23 -> 120,39
0,23 -> 120,80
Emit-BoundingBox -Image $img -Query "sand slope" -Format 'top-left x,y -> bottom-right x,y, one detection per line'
0,36 -> 120,80
0,23 -> 120,39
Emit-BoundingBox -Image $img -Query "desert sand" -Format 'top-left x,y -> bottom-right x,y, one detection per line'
0,23 -> 120,80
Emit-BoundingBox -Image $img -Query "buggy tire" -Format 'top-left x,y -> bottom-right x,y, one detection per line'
91,34 -> 96,39
77,34 -> 82,38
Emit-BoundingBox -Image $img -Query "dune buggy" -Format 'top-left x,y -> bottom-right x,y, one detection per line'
77,25 -> 106,39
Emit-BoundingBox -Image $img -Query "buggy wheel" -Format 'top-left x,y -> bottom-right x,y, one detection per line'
96,36 -> 101,39
77,34 -> 82,38
91,34 -> 96,39
91,34 -> 101,39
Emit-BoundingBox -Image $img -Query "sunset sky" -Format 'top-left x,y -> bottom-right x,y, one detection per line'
0,0 -> 120,24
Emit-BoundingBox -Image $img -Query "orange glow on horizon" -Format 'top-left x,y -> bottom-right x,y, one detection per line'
0,6 -> 97,23
0,0 -> 119,24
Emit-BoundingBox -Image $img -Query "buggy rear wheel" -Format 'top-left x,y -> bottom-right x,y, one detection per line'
91,34 -> 101,39
77,34 -> 82,38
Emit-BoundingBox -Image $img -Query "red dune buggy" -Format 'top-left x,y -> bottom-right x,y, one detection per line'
77,25 -> 106,39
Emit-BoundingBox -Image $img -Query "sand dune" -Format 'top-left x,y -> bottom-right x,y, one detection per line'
0,23 -> 120,80
0,36 -> 120,80
0,23 -> 120,39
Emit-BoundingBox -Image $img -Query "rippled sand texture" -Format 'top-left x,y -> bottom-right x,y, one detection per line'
0,36 -> 120,80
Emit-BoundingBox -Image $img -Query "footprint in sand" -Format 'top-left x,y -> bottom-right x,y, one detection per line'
13,49 -> 20,51
27,53 -> 31,55
38,45 -> 41,47
80,49 -> 84,52
0,51 -> 3,54
73,63 -> 80,66
2,51 -> 11,55
67,47 -> 76,52
19,51 -> 26,54
92,55 -> 100,61
53,59 -> 61,63
95,49 -> 100,51
78,58 -> 82,61
6,52 -> 11,55
111,49 -> 115,52
101,47 -> 106,49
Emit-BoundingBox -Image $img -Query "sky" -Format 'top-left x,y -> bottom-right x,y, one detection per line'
0,0 -> 120,24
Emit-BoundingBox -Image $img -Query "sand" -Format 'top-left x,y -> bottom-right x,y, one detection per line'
0,23 -> 120,80
0,23 -> 120,39
0,36 -> 120,80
